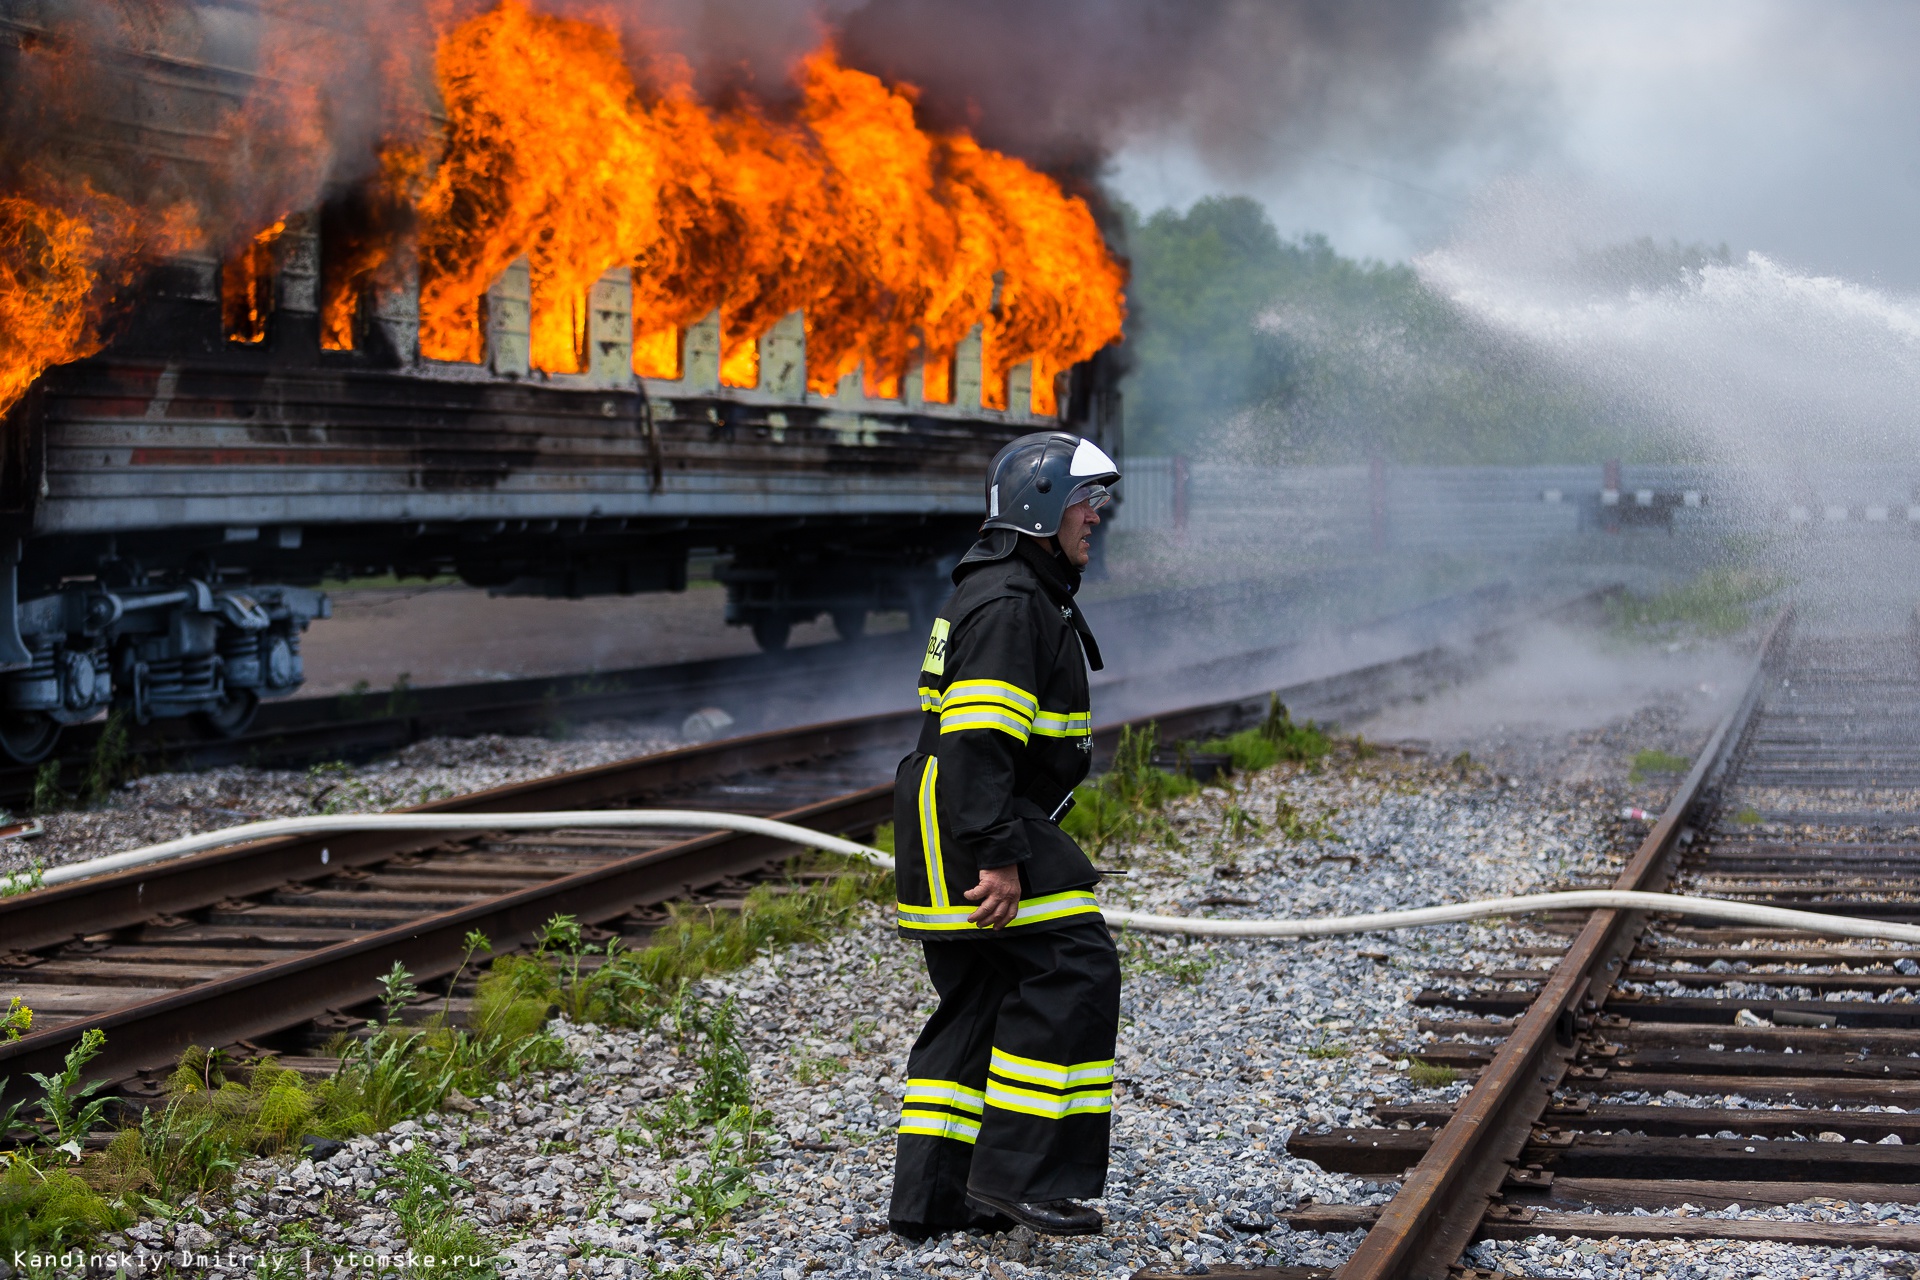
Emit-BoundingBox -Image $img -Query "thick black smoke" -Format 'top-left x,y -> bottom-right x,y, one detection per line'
835,0 -> 1478,175
611,0 -> 1488,184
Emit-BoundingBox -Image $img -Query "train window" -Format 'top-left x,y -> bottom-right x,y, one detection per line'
222,221 -> 284,344
318,202 -> 364,352
720,312 -> 758,389
634,326 -> 683,380
533,291 -> 589,374
921,350 -> 955,404
981,368 -> 1009,412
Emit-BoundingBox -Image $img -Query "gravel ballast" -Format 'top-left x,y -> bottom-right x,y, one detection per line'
16,642 -> 1910,1280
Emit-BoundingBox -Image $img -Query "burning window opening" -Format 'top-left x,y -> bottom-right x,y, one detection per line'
720,311 -> 759,390
863,364 -> 900,401
634,325 -> 683,380
922,349 -> 955,405
222,222 -> 284,346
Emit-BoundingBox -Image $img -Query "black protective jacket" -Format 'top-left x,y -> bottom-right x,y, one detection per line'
892,532 -> 1105,937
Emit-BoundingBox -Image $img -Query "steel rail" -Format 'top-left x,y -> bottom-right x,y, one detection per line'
2,569 -> 1379,798
0,787 -> 894,1096
1334,607 -> 1796,1280
0,675 -> 1290,1102
0,712 -> 915,954
0,586 -> 1604,1109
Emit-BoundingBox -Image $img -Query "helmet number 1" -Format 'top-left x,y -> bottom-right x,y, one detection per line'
923,618 -> 950,676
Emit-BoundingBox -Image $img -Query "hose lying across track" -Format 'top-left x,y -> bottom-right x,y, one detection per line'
19,809 -> 1920,946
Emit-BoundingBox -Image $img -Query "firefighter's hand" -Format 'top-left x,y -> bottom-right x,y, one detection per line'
964,865 -> 1022,929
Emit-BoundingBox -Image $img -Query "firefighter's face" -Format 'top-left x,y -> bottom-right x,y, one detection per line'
1057,500 -> 1100,567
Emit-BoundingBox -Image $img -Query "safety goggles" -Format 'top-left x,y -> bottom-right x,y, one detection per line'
1065,481 -> 1114,513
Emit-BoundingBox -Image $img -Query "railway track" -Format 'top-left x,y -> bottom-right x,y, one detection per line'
0,594 -> 1550,1114
2,566 -> 1456,806
1285,612 -> 1920,1277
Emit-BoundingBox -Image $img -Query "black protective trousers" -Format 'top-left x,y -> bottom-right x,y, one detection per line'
889,919 -> 1122,1231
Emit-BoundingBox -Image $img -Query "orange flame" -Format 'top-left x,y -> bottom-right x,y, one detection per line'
0,181 -> 167,421
415,4 -> 1125,409
0,0 -> 1124,421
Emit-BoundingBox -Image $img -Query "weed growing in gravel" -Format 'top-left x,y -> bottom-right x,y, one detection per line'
641,995 -> 774,1232
338,679 -> 374,718
31,1028 -> 114,1152
1407,1060 -> 1461,1088
83,710 -> 131,805
790,1052 -> 845,1085
1272,797 -> 1337,843
1197,696 -> 1333,772
384,673 -> 421,718
1119,931 -> 1213,985
30,762 -> 61,814
0,1152 -> 128,1253
659,1104 -> 764,1237
1063,723 -> 1197,853
1733,805 -> 1763,825
4,996 -> 31,1042
383,1143 -> 496,1278
1609,566 -> 1784,639
484,861 -> 891,1033
307,761 -> 377,814
0,858 -> 41,897
1628,748 -> 1691,782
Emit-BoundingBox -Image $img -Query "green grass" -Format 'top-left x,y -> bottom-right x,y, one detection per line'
5,853 -> 895,1253
1407,1060 -> 1461,1088
384,1144 -> 497,1278
1628,748 -> 1692,782
0,1155 -> 128,1254
1733,805 -> 1763,825
1610,567 -> 1786,638
1060,723 -> 1198,853
1272,797 -> 1338,842
1195,696 -> 1334,772
1118,931 -> 1213,985
484,860 -> 892,1031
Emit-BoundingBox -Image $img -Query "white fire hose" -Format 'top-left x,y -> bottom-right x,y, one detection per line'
12,809 -> 1920,945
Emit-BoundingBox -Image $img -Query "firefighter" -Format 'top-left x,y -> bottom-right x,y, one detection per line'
888,431 -> 1123,1239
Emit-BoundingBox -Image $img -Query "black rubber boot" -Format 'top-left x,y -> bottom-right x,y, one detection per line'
965,1191 -> 1104,1236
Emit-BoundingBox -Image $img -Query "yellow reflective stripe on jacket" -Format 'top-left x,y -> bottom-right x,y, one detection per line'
983,1080 -> 1114,1119
898,1109 -> 981,1143
917,686 -> 941,713
988,1048 -> 1116,1089
903,1079 -> 986,1115
938,707 -> 1032,742
1029,710 -> 1091,737
895,890 -> 1101,932
942,678 -> 1038,718
917,757 -> 948,907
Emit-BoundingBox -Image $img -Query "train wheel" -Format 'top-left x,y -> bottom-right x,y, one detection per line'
193,689 -> 260,739
0,712 -> 61,764
830,608 -> 866,641
751,615 -> 791,652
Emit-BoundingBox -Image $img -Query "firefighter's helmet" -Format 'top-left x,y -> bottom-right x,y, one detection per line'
981,432 -> 1121,538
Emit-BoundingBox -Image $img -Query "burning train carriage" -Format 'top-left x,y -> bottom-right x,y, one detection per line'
0,2 -> 1124,763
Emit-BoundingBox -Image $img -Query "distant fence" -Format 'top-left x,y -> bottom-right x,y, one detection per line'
1116,458 -> 1920,559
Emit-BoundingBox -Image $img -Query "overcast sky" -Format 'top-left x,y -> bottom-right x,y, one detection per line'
1106,0 -> 1920,288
